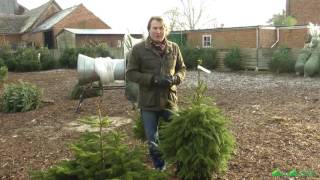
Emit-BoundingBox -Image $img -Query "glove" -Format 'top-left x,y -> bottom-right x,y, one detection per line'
151,75 -> 173,87
171,75 -> 181,85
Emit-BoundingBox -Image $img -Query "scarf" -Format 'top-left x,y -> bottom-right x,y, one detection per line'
150,38 -> 167,57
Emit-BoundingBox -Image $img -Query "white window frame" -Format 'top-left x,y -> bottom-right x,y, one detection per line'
202,34 -> 212,48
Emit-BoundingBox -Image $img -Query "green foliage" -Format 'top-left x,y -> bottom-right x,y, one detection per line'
295,48 -> 312,75
269,47 -> 295,73
59,48 -> 78,68
180,46 -> 217,69
60,43 -> 112,69
39,47 -> 56,70
304,52 -> 320,77
2,46 -> 55,71
3,56 -> 17,71
132,112 -> 146,141
224,47 -> 243,71
1,81 -> 42,113
267,10 -> 297,26
31,115 -> 167,180
180,46 -> 196,69
202,48 -> 218,69
93,43 -> 111,58
78,43 -> 111,58
160,81 -> 235,180
0,41 -> 15,71
0,66 -> 8,84
0,58 -> 5,67
14,48 -> 41,72
70,81 -> 102,100
0,58 -> 7,84
0,41 -> 12,60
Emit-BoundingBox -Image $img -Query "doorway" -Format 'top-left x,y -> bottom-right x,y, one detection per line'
44,30 -> 54,49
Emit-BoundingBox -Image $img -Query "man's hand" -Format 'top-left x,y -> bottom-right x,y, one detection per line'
152,75 -> 173,87
171,75 -> 181,85
151,75 -> 181,87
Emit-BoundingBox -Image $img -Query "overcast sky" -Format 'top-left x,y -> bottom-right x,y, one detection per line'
18,0 -> 286,33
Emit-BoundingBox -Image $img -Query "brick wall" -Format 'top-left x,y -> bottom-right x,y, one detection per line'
184,27 -> 308,49
186,28 -> 258,49
0,34 -> 21,46
287,0 -> 320,25
51,4 -> 110,48
53,4 -> 110,37
21,32 -> 43,47
259,29 -> 276,48
278,28 -> 309,48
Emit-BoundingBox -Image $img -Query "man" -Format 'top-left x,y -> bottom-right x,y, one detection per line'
126,16 -> 186,170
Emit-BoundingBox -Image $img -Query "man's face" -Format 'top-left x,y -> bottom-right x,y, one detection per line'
149,20 -> 165,42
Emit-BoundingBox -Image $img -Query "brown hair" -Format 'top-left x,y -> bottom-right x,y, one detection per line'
147,16 -> 165,30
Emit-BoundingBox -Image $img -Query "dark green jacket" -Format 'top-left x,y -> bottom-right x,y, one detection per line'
126,38 -> 186,110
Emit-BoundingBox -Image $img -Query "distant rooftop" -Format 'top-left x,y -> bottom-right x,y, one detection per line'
33,5 -> 78,32
63,28 -> 142,35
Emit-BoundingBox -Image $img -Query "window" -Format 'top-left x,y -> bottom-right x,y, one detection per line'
202,35 -> 212,48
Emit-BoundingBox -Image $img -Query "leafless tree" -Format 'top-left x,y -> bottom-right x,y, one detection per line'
164,7 -> 187,31
164,0 -> 216,30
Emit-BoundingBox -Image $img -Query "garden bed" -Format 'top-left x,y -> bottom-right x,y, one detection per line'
0,69 -> 319,179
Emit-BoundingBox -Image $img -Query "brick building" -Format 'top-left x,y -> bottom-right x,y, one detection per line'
0,0 -> 116,49
286,0 -> 320,25
170,0 -> 318,49
173,25 -> 309,49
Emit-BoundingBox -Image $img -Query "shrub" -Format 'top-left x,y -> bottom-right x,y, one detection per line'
15,48 -> 41,72
60,44 -> 112,68
78,43 -> 112,58
0,66 -> 8,84
59,48 -> 78,68
202,48 -> 217,69
93,43 -> 111,57
0,41 -> 12,60
1,81 -> 42,113
78,44 -> 96,58
269,47 -> 295,73
133,112 -> 146,141
160,81 -> 235,180
0,58 -> 5,67
0,42 -> 15,71
180,46 -> 198,69
70,81 -> 102,99
224,47 -> 243,71
39,47 -> 56,70
3,55 -> 17,71
304,52 -> 320,77
180,46 -> 217,69
295,48 -> 312,75
31,116 -> 167,180
0,58 -> 7,82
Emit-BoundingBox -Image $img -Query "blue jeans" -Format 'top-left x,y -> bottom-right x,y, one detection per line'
141,109 -> 171,169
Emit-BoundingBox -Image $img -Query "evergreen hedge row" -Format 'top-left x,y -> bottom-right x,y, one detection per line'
180,46 -> 217,70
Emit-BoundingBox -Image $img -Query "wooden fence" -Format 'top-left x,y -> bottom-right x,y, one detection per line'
216,48 -> 301,70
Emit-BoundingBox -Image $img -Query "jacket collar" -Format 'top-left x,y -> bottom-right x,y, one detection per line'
145,37 -> 173,55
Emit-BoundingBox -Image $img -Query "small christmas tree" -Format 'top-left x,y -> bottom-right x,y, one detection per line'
160,80 -> 235,180
31,101 -> 167,180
